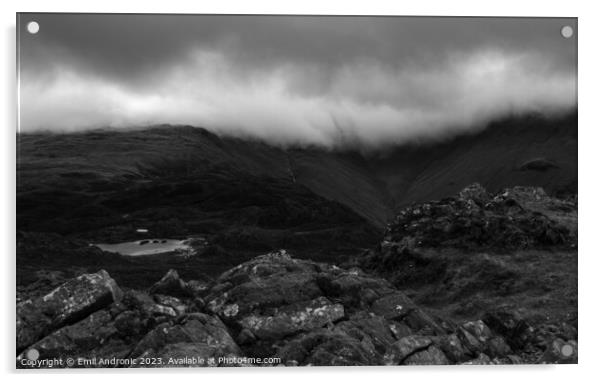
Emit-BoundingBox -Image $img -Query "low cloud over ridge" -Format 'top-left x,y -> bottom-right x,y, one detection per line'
18,15 -> 577,149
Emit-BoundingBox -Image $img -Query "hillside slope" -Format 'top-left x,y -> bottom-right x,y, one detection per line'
18,111 -> 577,228
16,111 -> 577,287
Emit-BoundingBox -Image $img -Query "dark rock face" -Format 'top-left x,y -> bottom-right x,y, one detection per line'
384,335 -> 432,365
18,250 -> 574,368
202,250 -> 514,366
18,310 -> 131,363
403,346 -> 450,365
482,310 -> 535,351
149,269 -> 194,298
383,184 -> 573,250
237,296 -> 345,341
356,184 -> 577,364
17,270 -> 122,352
129,313 -> 242,364
13,252 -> 507,367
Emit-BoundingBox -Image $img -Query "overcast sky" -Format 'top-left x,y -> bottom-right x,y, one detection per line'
18,14 -> 577,148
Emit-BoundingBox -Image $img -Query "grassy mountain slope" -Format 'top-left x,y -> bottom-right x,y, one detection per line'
16,111 -> 577,286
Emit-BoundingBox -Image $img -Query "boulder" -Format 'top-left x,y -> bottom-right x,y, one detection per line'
485,336 -> 512,358
316,271 -> 393,307
114,310 -> 145,338
203,250 -> 463,366
17,270 -> 122,352
15,251 -> 543,367
206,252 -> 327,320
482,310 -> 534,350
462,320 -> 492,342
456,327 -> 483,354
276,329 -> 381,366
462,353 -> 494,365
148,343 -> 242,367
149,269 -> 192,298
370,292 -> 415,320
238,296 -> 344,340
335,312 -> 397,356
388,321 -> 413,340
17,310 -> 130,367
130,313 -> 241,365
402,346 -> 450,365
153,295 -> 188,315
403,309 -> 447,336
384,335 -> 432,365
432,333 -> 472,363
121,289 -> 185,320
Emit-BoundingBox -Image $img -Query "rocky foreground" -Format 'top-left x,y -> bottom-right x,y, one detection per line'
16,184 -> 578,367
17,248 -> 576,368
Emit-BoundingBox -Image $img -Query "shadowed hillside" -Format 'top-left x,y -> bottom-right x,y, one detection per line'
18,111 -> 577,228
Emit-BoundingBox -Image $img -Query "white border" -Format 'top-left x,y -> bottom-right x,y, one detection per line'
2,1 -> 601,381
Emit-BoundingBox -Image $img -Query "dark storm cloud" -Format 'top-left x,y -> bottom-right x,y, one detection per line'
18,14 -> 577,148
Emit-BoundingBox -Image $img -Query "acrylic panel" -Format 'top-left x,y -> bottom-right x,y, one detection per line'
16,14 -> 577,368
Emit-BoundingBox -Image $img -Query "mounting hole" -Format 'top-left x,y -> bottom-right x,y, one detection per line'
561,25 -> 573,39
26,21 -> 40,34
26,348 -> 39,361
561,344 -> 574,357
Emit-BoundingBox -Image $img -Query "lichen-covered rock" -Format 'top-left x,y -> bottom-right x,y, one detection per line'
149,269 -> 192,298
388,321 -> 413,340
370,292 -> 415,320
335,312 -> 397,356
432,333 -> 472,363
485,336 -> 512,358
384,335 -> 432,365
202,250 -> 471,366
153,295 -> 188,316
16,251 -> 537,368
462,353 -> 494,365
121,289 -> 185,321
462,320 -> 492,342
147,343 -> 242,368
130,313 -> 241,365
16,270 -> 122,352
456,326 -> 484,354
17,310 -> 130,367
238,296 -> 344,340
381,184 -> 573,250
114,310 -> 144,337
402,346 -> 450,365
206,253 -> 324,320
276,328 -> 381,366
316,270 -> 394,308
482,310 -> 534,350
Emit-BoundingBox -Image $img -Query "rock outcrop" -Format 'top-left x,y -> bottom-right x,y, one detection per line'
383,184 -> 574,250
17,251 -> 564,368
356,184 -> 577,364
17,270 -> 122,353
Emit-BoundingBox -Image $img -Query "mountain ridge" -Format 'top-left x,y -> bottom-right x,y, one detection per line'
17,110 -> 577,228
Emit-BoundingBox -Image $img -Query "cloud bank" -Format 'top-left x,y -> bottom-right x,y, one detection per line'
18,15 -> 577,149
